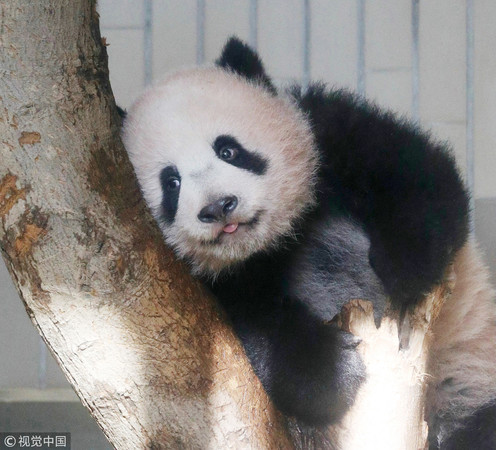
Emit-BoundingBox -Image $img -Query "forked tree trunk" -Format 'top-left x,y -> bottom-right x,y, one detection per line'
0,2 -> 445,448
0,1 -> 292,448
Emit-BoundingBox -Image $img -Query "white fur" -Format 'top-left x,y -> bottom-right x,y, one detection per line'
123,67 -> 318,276
426,239 -> 496,436
123,65 -> 496,440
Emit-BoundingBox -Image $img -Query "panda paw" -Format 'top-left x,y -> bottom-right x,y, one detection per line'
368,239 -> 433,309
271,325 -> 366,426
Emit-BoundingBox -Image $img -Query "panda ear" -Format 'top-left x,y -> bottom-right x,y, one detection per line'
216,36 -> 276,94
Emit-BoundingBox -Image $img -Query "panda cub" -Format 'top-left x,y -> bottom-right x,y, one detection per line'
123,38 -> 496,448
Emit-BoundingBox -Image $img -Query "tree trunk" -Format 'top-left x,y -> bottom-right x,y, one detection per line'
0,1 -> 445,448
0,1 -> 291,448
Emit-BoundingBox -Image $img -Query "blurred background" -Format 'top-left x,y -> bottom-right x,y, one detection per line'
1,1 -> 494,447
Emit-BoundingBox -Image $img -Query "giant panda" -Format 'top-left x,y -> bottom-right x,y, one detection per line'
122,37 -> 496,448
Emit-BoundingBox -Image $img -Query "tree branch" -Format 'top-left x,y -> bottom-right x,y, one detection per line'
336,266 -> 453,449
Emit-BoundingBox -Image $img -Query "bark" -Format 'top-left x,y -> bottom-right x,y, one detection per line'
0,1 -> 447,449
0,1 -> 291,448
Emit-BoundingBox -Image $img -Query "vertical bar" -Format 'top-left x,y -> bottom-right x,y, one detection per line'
466,0 -> 475,232
357,0 -> 366,95
249,0 -> 258,50
38,337 -> 47,389
302,0 -> 311,88
411,0 -> 420,121
196,0 -> 206,64
144,0 -> 153,86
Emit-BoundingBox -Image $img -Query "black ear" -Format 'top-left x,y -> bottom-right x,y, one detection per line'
216,37 -> 276,94
116,106 -> 127,119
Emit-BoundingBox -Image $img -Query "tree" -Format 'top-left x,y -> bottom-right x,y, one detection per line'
0,2 -> 446,448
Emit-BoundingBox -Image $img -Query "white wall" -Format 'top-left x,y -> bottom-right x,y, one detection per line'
1,0 -> 494,393
102,0 -> 496,199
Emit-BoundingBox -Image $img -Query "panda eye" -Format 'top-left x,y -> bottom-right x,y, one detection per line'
219,147 -> 238,161
166,177 -> 180,191
213,135 -> 268,175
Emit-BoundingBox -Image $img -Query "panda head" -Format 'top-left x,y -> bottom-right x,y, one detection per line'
123,38 -> 318,277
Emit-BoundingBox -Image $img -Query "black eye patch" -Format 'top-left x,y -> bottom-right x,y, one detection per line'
159,165 -> 181,224
213,135 -> 268,176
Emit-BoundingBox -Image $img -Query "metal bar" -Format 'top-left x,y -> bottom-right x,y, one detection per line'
303,0 -> 311,88
0,388 -> 79,403
144,0 -> 153,86
411,0 -> 420,121
196,0 -> 206,64
249,0 -> 258,49
101,25 -> 143,31
466,0 -> 475,232
357,0 -> 366,95
38,337 -> 47,389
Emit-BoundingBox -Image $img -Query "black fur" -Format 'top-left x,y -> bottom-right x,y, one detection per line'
208,209 -> 385,425
290,84 -> 469,308
116,105 -> 127,119
287,215 -> 387,326
216,37 -> 277,94
213,135 -> 268,175
429,402 -> 496,449
205,39 -> 472,429
159,166 -> 181,224
209,223 -> 368,425
160,37 -> 473,436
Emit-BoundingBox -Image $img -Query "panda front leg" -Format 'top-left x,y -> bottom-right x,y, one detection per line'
294,85 -> 471,311
220,294 -> 365,426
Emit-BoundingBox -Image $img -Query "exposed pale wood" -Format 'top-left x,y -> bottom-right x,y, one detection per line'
335,269 -> 454,450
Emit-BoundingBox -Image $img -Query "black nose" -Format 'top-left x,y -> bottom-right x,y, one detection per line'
198,196 -> 238,223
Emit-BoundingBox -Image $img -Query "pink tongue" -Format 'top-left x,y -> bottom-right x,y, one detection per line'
223,223 -> 238,233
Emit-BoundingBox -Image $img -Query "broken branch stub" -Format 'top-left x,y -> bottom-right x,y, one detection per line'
334,267 -> 455,450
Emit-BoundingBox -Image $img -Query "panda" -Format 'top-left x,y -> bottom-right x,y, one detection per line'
122,37 -> 496,448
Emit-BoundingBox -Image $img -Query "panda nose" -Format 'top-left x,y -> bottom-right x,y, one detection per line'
198,196 -> 238,223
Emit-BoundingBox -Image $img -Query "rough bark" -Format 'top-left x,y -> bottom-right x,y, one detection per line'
0,1 -> 447,449
0,1 -> 291,448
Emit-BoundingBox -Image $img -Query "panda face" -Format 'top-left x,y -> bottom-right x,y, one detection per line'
123,67 -> 317,276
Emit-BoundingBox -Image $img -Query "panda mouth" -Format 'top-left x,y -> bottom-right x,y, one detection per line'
223,223 -> 239,233
200,210 -> 263,245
